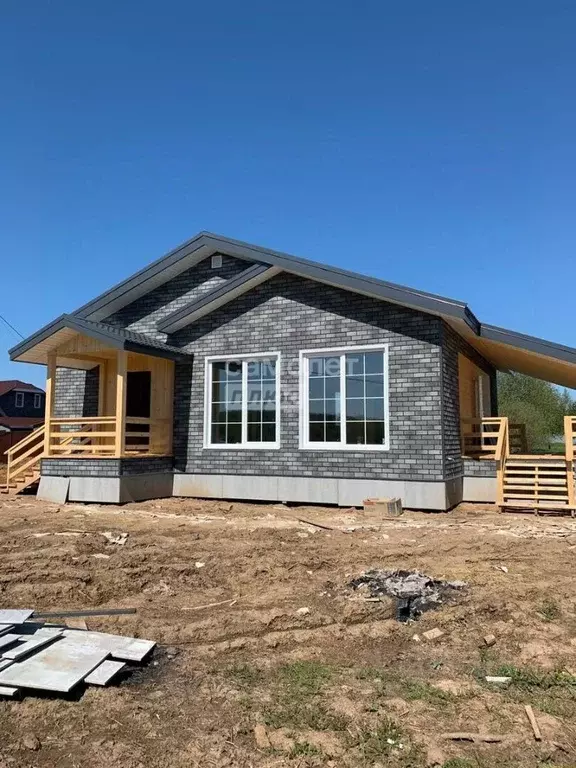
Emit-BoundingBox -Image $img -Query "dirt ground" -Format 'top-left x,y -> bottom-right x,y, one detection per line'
0,494 -> 576,768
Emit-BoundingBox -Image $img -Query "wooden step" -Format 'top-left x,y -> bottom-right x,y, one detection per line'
503,493 -> 570,502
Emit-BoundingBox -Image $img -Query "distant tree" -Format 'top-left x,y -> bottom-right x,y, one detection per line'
497,373 -> 576,450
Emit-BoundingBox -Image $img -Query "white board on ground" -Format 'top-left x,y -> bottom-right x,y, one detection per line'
0,634 -> 23,651
63,630 -> 155,662
0,659 -> 13,672
0,686 -> 18,697
0,610 -> 33,624
2,630 -> 62,660
0,625 -> 15,637
0,639 -> 109,693
85,660 -> 126,686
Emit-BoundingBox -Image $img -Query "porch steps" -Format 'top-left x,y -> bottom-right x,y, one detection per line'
2,425 -> 45,497
0,466 -> 41,496
500,456 -> 575,514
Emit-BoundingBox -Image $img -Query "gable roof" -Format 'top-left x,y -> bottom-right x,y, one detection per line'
8,231 -> 576,388
0,380 -> 44,397
9,315 -> 192,365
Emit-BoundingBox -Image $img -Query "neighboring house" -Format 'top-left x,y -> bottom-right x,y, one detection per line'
0,380 -> 45,418
5,232 -> 576,510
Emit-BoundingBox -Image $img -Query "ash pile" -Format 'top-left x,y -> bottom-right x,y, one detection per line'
349,569 -> 466,621
0,608 -> 156,700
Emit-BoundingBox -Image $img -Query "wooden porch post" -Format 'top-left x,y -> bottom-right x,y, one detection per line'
115,350 -> 127,457
43,353 -> 56,457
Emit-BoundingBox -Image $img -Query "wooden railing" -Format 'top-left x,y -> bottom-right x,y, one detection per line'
5,424 -> 45,488
461,417 -> 506,459
47,416 -> 171,457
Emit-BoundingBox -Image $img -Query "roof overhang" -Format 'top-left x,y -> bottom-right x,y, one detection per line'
9,315 -> 190,366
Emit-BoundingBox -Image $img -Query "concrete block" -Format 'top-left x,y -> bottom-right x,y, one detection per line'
69,477 -> 121,504
37,476 -> 70,504
173,473 -> 223,498
277,477 -> 337,504
120,473 -> 174,503
462,476 -> 497,503
221,474 -> 279,501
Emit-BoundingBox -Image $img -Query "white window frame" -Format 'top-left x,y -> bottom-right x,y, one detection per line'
34,393 -> 42,409
204,352 -> 281,449
15,392 -> 24,408
299,344 -> 390,451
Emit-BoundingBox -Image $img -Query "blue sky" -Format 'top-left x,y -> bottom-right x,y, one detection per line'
1,1 -> 575,388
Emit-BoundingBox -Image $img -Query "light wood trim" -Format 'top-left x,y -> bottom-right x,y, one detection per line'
115,350 -> 127,457
50,432 -> 116,439
4,424 -> 44,457
50,445 -> 117,453
564,416 -> 575,509
51,416 -> 116,424
44,353 -> 56,456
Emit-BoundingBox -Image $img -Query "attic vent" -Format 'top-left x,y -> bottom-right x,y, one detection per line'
211,254 -> 223,269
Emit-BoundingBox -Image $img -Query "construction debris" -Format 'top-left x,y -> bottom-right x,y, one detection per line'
483,633 -> 497,647
0,608 -> 156,699
348,569 -> 467,621
422,628 -> 445,641
524,704 -> 542,741
485,675 -> 511,684
441,732 -> 504,744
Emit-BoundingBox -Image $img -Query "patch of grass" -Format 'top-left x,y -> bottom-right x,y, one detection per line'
355,666 -> 387,681
224,663 -> 264,688
289,741 -> 323,758
349,719 -> 423,766
278,660 -> 333,695
494,664 -> 576,691
404,681 -> 455,706
538,598 -> 562,622
442,760 -> 475,768
263,699 -> 348,731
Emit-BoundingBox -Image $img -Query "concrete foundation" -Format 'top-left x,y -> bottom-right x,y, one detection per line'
462,476 -> 497,503
39,473 -> 174,504
172,473 -> 459,511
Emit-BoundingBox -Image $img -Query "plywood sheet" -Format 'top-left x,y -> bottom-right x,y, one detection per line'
85,660 -> 126,686
0,685 -> 18,697
0,639 -> 109,693
0,625 -> 15,637
0,634 -> 22,652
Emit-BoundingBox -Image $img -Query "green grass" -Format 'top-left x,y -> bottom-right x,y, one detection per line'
537,598 -> 562,622
404,681 -> 455,706
493,664 -> 576,691
349,719 -> 424,766
224,663 -> 264,688
278,660 -> 333,695
442,760 -> 475,768
289,741 -> 323,758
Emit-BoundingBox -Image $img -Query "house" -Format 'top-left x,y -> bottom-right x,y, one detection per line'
0,381 -> 45,458
4,232 -> 576,510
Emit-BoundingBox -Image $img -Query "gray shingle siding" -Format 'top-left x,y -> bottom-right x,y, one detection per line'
41,457 -> 173,477
105,254 -> 248,341
463,458 -> 497,477
54,367 -> 99,418
169,273 -> 445,481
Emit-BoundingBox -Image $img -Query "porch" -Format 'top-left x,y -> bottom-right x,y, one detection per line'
3,315 -> 188,496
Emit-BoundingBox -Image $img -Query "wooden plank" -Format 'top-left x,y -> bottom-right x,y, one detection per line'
0,634 -> 22,651
0,685 -> 18,697
524,705 -> 542,741
0,610 -> 33,624
62,630 -> 155,662
84,660 -> 126,686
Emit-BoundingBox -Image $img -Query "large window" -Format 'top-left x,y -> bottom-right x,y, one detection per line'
300,346 -> 389,450
205,354 -> 280,448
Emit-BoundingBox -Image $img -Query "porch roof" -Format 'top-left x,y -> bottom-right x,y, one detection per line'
9,315 -> 191,366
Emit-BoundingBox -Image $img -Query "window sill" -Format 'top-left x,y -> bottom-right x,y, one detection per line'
299,444 -> 390,452
203,443 -> 281,451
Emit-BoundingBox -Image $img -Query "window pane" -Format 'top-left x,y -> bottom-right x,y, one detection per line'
346,376 -> 364,398
211,423 -> 227,444
247,382 -> 262,404
366,421 -> 386,445
365,375 -> 384,399
213,362 -> 227,382
346,421 -> 365,445
246,360 -> 261,380
262,401 -> 275,422
324,356 -> 341,377
261,382 -> 276,402
325,398 -> 340,422
364,352 -> 384,374
262,423 -> 276,442
345,354 -> 364,376
247,423 -> 262,442
309,399 -> 325,421
309,357 -> 324,376
227,361 -> 242,380
261,360 -> 276,379
366,398 -> 385,420
227,423 -> 242,443
325,377 -> 341,399
212,380 -> 226,402
212,402 -> 227,422
309,422 -> 324,442
227,382 -> 243,404
346,398 -> 365,420
227,407 -> 242,423
325,422 -> 341,442
247,403 -> 261,422
309,377 -> 324,399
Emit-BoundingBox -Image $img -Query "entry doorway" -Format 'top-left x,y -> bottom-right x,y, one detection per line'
126,371 -> 151,450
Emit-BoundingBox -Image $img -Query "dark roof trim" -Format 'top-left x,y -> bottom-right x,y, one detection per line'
480,324 -> 576,366
9,315 -> 190,363
157,263 -> 275,333
72,231 -> 481,331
